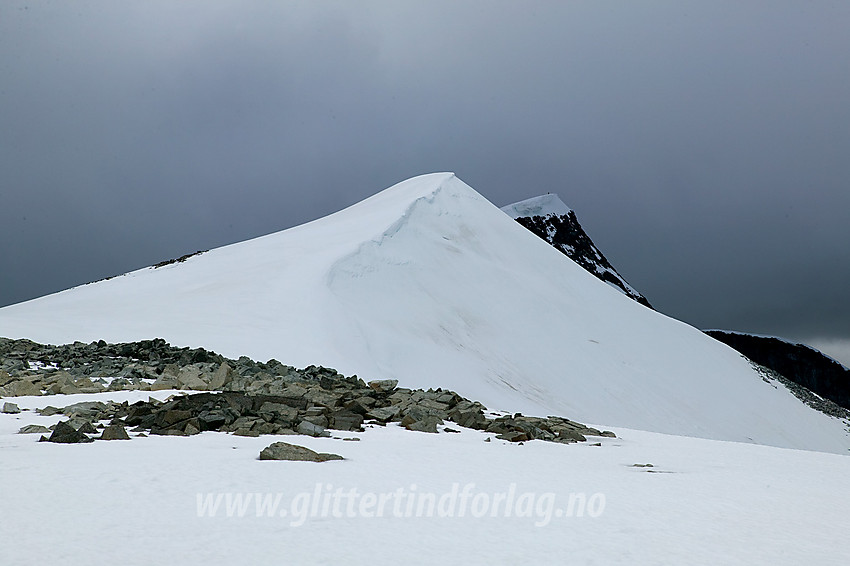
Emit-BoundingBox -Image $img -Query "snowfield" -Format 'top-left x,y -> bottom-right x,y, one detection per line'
1,390 -> 848,566
1,173 -> 848,564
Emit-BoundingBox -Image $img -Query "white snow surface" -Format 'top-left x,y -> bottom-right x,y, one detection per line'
500,192 -> 572,219
1,173 -> 848,453
1,391 -> 848,565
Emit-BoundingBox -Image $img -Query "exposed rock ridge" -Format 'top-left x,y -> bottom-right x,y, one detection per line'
504,203 -> 652,308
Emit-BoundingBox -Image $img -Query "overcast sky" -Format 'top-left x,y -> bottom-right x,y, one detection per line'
2,1 -> 849,363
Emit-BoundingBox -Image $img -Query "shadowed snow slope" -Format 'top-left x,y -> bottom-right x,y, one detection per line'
1,173 -> 847,453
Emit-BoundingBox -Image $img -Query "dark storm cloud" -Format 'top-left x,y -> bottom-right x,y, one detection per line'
2,1 -> 849,359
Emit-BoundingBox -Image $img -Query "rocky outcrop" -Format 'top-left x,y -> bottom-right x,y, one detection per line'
2,337 -> 616,446
25,381 -> 615,445
707,331 -> 850,411
502,197 -> 652,308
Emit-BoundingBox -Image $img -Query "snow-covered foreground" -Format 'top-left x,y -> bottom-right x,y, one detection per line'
1,391 -> 847,565
1,173 -> 848,453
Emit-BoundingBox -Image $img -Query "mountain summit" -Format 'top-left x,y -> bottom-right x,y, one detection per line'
502,194 -> 652,307
1,173 -> 847,452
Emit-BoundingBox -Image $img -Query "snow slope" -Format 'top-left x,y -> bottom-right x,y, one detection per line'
1,173 -> 848,453
1,391 -> 848,566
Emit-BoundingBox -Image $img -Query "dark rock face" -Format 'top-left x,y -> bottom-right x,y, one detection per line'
511,211 -> 652,308
706,331 -> 850,411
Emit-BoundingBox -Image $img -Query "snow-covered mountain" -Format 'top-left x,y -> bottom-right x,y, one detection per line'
1,173 -> 847,453
502,194 -> 652,307
501,195 -> 850,413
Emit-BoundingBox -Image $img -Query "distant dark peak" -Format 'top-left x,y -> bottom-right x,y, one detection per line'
706,330 -> 850,411
503,196 -> 652,309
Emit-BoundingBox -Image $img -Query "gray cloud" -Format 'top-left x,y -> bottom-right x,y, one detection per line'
2,1 -> 849,360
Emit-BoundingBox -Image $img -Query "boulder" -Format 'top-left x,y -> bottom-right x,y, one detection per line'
233,428 -> 260,437
259,442 -> 343,462
304,406 -> 327,417
124,403 -> 154,426
177,366 -> 209,391
74,421 -> 98,434
417,399 -> 451,413
496,431 -> 529,442
42,371 -> 79,394
62,401 -> 107,420
72,377 -> 105,394
301,415 -> 328,428
2,402 -> 21,414
343,397 -> 374,415
280,384 -> 308,399
37,406 -> 62,416
208,362 -> 233,390
448,405 -> 488,430
1,379 -> 41,397
297,420 -> 330,438
226,416 -> 263,432
303,389 -> 341,409
18,424 -> 51,434
558,428 -> 587,442
100,424 -> 131,440
368,379 -> 398,393
47,421 -> 94,443
256,422 -> 282,435
58,382 -> 82,395
329,410 -> 364,432
387,389 -> 413,404
153,409 -> 192,428
366,406 -> 401,422
150,376 -> 178,391
404,415 -> 441,434
258,402 -> 298,422
197,410 -> 229,431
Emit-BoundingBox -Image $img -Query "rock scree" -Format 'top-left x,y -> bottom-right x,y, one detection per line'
1,337 -> 616,446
